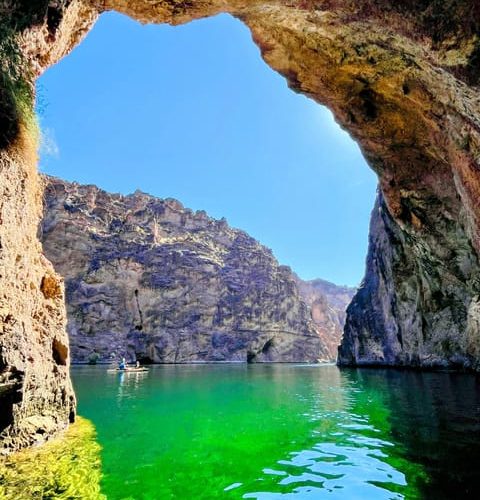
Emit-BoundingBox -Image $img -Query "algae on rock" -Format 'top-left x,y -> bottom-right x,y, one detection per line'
0,416 -> 104,500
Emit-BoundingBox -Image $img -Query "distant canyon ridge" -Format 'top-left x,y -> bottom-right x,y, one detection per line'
41,176 -> 354,364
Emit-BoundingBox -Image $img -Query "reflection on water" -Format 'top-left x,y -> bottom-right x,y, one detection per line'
239,368 -> 414,499
72,365 -> 480,499
117,370 -> 148,403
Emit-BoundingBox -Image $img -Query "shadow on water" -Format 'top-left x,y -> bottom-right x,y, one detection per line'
349,368 -> 480,500
70,365 -> 480,499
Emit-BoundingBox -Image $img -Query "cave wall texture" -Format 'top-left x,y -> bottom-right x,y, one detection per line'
0,0 -> 479,450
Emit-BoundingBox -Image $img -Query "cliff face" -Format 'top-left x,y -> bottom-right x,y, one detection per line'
41,177 -> 339,364
339,191 -> 480,370
295,277 -> 355,360
42,0 -> 479,373
1,0 -> 480,451
0,141 -> 75,454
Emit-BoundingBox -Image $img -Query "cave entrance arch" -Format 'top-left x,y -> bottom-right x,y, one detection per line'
38,0 -> 480,369
38,10 -> 376,367
1,0 -> 480,452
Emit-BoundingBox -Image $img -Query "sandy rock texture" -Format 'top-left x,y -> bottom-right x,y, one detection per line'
41,176 -> 344,364
0,138 -> 75,454
1,0 -> 480,451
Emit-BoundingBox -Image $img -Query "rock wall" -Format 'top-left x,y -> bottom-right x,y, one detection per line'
1,0 -> 480,451
295,277 -> 355,360
0,136 -> 75,454
41,176 -> 343,364
85,0 -> 480,370
339,190 -> 480,370
0,0 -> 95,453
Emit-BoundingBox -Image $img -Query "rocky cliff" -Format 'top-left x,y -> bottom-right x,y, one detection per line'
41,176 -> 346,364
339,190 -> 480,370
2,0 -> 480,451
0,140 -> 75,454
295,277 -> 355,360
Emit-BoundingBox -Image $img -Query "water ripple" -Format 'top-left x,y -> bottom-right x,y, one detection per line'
242,411 -> 407,499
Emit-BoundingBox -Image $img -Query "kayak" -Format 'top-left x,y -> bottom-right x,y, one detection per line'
107,367 -> 149,373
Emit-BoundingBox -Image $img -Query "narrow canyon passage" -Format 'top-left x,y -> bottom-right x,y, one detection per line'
1,0 -> 480,453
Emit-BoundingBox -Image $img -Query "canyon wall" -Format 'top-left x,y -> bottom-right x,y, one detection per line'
91,0 -> 480,370
1,0 -> 480,450
339,190 -> 480,369
295,277 -> 354,359
41,176 -> 349,364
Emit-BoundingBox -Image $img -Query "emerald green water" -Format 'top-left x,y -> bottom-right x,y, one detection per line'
72,365 -> 480,499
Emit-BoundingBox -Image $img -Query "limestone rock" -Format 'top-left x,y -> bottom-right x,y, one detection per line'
41,176 -> 344,364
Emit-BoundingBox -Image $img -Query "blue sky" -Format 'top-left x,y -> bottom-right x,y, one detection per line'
37,12 -> 377,287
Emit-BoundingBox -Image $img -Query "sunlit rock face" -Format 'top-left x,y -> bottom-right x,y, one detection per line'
0,143 -> 75,454
1,0 -> 480,451
41,177 -> 338,364
295,277 -> 355,360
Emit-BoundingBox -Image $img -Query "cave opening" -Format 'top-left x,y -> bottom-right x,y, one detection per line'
246,351 -> 257,364
262,338 -> 274,355
2,0 -> 480,464
33,9 -> 381,367
0,362 -> 24,435
37,11 -> 377,291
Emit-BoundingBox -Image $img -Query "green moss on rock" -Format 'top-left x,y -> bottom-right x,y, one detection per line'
0,23 -> 36,148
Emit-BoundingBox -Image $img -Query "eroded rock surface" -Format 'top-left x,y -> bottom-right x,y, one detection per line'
41,176 -> 346,364
295,277 -> 355,360
339,191 -> 480,370
0,141 -> 75,454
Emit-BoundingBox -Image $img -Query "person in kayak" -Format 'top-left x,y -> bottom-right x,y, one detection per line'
119,357 -> 127,370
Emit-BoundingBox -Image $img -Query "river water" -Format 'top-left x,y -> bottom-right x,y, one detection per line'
72,364 -> 480,499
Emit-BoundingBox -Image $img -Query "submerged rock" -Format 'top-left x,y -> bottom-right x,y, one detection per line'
0,417 -> 104,499
41,176 -> 349,364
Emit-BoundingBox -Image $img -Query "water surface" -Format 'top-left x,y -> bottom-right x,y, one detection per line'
72,365 -> 480,499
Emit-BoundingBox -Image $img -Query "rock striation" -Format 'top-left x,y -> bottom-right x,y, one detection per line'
2,0 -> 480,451
339,190 -> 480,370
41,176 -> 348,364
295,277 -> 355,360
